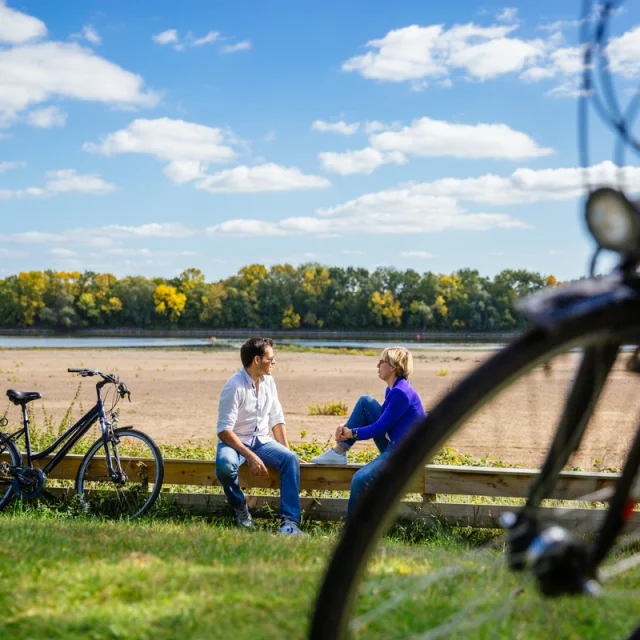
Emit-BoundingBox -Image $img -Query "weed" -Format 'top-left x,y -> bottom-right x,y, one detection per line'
308,400 -> 348,416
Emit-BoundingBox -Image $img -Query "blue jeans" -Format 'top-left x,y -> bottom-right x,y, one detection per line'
338,395 -> 389,454
347,449 -> 393,522
215,439 -> 301,523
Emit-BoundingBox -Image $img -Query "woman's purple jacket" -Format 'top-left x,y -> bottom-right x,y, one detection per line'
356,377 -> 425,445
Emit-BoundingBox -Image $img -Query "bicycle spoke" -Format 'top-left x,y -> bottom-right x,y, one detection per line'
409,585 -> 527,640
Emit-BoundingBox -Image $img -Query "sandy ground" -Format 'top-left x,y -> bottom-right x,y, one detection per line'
1,347 -> 639,469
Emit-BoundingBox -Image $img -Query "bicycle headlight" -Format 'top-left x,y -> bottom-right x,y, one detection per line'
585,187 -> 640,253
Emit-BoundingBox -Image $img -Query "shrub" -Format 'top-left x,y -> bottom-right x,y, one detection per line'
308,401 -> 348,416
437,368 -> 449,377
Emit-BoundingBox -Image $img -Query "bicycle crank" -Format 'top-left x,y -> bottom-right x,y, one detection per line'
11,467 -> 46,499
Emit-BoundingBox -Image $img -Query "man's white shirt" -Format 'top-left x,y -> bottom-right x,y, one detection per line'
217,368 -> 286,446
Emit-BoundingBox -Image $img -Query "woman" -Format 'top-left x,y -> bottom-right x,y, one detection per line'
310,346 -> 425,520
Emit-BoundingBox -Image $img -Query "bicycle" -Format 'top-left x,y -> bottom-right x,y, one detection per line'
310,2 -> 640,638
0,368 -> 164,520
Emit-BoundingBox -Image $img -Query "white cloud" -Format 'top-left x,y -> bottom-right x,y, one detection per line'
196,163 -> 331,193
0,1 -> 47,45
264,130 -> 276,143
222,40 -> 252,54
103,223 -> 195,238
342,22 -> 545,84
190,31 -> 220,46
44,169 -> 115,195
0,222 -> 197,250
152,29 -> 249,53
312,120 -> 360,135
152,29 -> 178,45
319,117 -> 552,175
372,117 -> 553,159
399,251 -> 433,258
364,120 -> 401,134
49,248 -> 76,257
341,18 -> 640,95
25,105 -> 67,128
84,117 -> 238,166
72,25 -> 101,45
0,160 -> 25,173
608,26 -> 640,77
207,188 -> 529,238
0,168 -> 115,199
319,148 -> 406,175
341,249 -> 365,255
162,160 -> 206,184
497,8 -> 518,23
206,160 -> 638,239
402,161 -> 640,205
0,41 -> 159,122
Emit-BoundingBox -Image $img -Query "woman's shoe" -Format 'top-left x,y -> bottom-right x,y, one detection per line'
310,449 -> 347,465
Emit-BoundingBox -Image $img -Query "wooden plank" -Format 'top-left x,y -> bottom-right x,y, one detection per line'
0,454 -> 622,501
423,503 -> 640,535
164,494 -> 639,534
423,465 -> 619,500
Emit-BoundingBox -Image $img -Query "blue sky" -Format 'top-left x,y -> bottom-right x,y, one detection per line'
1,0 -> 640,281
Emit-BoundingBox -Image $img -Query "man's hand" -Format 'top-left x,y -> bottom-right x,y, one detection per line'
335,423 -> 346,442
247,454 -> 269,477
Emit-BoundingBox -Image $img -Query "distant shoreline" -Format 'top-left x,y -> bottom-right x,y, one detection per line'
0,327 -> 519,342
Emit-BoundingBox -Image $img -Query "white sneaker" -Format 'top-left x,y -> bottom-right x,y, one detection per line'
279,519 -> 305,535
310,448 -> 347,465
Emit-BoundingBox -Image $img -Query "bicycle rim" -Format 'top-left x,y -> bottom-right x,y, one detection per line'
76,428 -> 164,520
310,306 -> 640,639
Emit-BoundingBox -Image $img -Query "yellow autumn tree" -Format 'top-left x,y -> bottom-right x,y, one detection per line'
282,305 -> 301,329
369,290 -> 403,327
153,284 -> 187,324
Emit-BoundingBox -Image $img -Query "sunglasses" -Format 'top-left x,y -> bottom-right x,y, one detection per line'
377,359 -> 392,366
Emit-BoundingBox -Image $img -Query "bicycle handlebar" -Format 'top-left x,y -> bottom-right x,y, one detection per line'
67,368 -> 131,401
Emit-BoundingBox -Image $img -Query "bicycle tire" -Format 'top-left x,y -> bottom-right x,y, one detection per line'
75,427 -> 164,520
310,302 -> 640,639
0,435 -> 21,511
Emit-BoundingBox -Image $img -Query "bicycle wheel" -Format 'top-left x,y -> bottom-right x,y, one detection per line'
311,304 -> 640,639
75,427 -> 164,520
0,435 -> 21,510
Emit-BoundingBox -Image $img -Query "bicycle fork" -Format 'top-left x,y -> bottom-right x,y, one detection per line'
97,401 -> 127,485
502,343 -> 620,596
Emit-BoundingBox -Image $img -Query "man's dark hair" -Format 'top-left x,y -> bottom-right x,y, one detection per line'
241,337 -> 274,368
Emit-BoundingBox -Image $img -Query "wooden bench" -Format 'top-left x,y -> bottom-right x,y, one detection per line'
23,455 -> 638,533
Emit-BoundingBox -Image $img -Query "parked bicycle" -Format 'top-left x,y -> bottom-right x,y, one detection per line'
0,368 -> 164,519
311,2 -> 640,638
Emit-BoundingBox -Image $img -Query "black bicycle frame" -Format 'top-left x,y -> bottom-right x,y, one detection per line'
0,380 -> 117,479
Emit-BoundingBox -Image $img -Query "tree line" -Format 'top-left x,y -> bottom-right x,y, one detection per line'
0,265 -> 560,332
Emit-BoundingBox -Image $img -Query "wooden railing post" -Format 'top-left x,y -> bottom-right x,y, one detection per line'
423,467 -> 436,504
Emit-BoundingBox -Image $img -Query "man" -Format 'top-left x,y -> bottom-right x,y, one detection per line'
216,337 -> 303,535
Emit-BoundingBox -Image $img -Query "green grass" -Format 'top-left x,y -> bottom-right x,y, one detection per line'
0,507 -> 638,639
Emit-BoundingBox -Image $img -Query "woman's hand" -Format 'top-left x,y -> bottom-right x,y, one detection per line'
336,426 -> 353,442
334,423 -> 346,442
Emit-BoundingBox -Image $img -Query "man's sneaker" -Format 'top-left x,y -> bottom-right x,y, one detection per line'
234,503 -> 254,529
310,448 -> 347,465
279,519 -> 305,535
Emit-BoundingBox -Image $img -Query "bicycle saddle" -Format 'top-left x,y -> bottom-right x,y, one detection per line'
6,389 -> 41,405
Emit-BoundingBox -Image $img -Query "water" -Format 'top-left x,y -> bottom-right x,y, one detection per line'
0,335 -> 504,351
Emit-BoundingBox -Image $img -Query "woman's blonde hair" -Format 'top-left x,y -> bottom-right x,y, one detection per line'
381,346 -> 414,379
